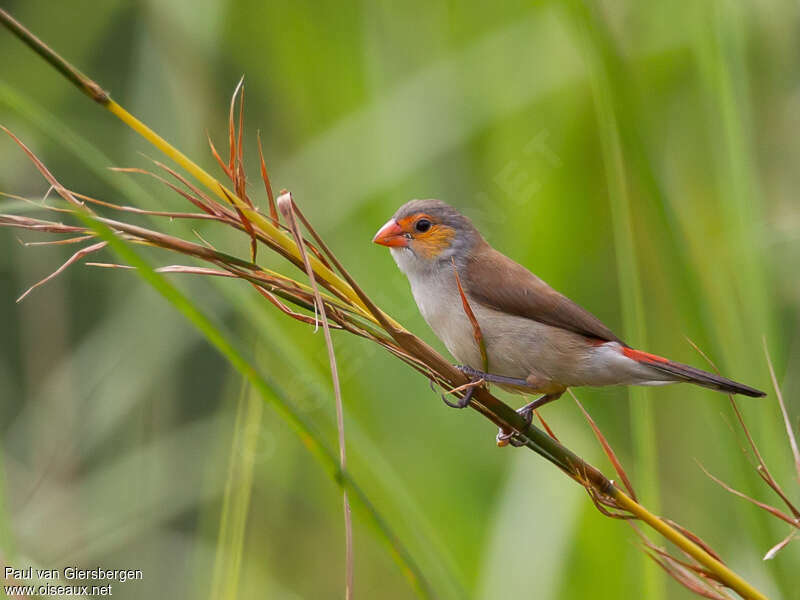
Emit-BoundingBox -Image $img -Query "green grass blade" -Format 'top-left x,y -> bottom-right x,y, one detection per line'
565,4 -> 663,598
0,445 -> 14,562
208,376 -> 262,600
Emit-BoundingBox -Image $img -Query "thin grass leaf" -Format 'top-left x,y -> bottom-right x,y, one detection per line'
763,338 -> 800,484
16,240 -> 107,302
227,78 -> 244,182
0,214 -> 89,233
442,378 -> 485,398
278,191 -> 354,599
0,125 -> 85,208
253,284 -> 342,328
662,518 -> 726,564
233,84 -> 246,202
88,259 -> 336,329
730,397 -> 799,518
644,542 -> 718,582
256,131 -> 278,224
21,234 -> 95,246
71,190 -> 222,221
111,166 -> 224,217
207,132 -> 232,180
569,389 -> 637,502
287,199 -> 386,324
451,257 -> 488,373
222,186 -> 258,263
690,338 -> 800,519
87,262 -> 231,277
645,551 -> 731,600
534,411 -> 559,441
697,461 -> 798,528
763,530 -> 797,561
209,374 -> 263,600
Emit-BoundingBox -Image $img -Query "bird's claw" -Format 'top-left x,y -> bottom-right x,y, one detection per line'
496,404 -> 535,447
496,432 -> 528,447
441,389 -> 472,409
441,375 -> 485,409
496,428 -> 528,447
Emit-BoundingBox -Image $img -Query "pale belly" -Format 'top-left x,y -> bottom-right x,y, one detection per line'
409,273 -> 561,386
408,272 -> 659,392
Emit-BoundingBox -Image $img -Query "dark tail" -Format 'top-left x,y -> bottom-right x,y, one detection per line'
622,347 -> 766,398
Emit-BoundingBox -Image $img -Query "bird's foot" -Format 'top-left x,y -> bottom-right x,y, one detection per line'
496,392 -> 563,447
441,376 -> 485,409
496,406 -> 533,447
443,364 -> 527,410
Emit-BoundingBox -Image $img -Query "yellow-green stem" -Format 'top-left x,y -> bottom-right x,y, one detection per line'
612,489 -> 767,600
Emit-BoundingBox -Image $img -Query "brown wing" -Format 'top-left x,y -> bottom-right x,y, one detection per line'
462,245 -> 624,344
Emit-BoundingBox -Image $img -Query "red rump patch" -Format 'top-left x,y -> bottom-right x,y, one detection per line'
622,347 -> 670,364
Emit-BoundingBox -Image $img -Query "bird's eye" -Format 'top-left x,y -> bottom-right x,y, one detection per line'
414,218 -> 432,233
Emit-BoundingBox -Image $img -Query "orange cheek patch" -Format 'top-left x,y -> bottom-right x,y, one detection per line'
415,226 -> 455,259
393,214 -> 455,259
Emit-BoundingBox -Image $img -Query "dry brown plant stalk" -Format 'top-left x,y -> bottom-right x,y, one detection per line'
690,340 -> 800,562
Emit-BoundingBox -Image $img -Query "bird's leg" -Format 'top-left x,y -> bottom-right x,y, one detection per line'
454,365 -> 533,388
496,391 -> 564,447
451,366 -> 563,445
453,365 -> 557,442
442,365 -> 532,410
517,391 -> 563,419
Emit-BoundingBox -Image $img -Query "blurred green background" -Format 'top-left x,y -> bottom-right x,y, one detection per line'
0,1 -> 798,598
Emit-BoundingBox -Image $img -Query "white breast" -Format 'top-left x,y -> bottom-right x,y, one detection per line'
393,251 -> 484,369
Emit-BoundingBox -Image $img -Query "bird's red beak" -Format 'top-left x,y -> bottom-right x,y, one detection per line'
372,219 -> 409,247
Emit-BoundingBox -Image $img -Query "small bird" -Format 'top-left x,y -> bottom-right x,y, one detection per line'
373,199 -> 765,443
